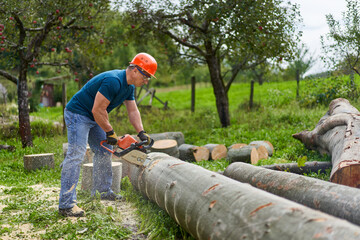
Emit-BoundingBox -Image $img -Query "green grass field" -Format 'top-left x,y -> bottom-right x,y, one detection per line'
0,76 -> 358,239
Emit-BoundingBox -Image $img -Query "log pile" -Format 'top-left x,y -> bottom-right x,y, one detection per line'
123,152 -> 360,239
226,140 -> 273,164
293,98 -> 360,188
224,162 -> 360,225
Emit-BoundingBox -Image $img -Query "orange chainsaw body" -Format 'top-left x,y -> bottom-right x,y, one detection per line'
117,134 -> 141,149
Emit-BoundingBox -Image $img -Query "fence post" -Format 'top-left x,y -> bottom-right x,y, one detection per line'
191,76 -> 195,112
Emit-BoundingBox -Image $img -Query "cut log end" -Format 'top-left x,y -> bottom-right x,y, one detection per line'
330,164 -> 360,188
193,146 -> 210,162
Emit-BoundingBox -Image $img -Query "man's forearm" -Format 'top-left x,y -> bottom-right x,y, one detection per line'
128,109 -> 144,133
93,110 -> 113,132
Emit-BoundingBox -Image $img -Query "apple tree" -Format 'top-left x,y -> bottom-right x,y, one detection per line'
321,0 -> 360,79
116,0 -> 301,127
0,0 -> 113,147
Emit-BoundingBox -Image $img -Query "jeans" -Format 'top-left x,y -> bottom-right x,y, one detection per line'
59,108 -> 114,209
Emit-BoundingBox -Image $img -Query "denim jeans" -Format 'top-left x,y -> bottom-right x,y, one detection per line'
59,108 -> 114,209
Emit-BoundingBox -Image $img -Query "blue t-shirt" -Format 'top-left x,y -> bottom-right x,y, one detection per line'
66,70 -> 135,120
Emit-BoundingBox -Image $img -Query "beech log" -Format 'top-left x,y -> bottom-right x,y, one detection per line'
224,162 -> 360,225
249,140 -> 274,156
148,132 -> 185,146
124,153 -> 360,239
226,145 -> 259,164
179,144 -> 209,162
293,98 -> 360,188
262,161 -> 332,174
203,144 -> 227,160
151,139 -> 179,158
227,143 -> 247,150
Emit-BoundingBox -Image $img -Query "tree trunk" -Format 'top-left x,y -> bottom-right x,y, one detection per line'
296,68 -> 300,99
224,162 -> 360,226
125,153 -> 360,239
206,55 -> 230,127
18,66 -> 33,147
293,98 -> 360,188
261,161 -> 332,174
249,80 -> 254,109
191,76 -> 195,113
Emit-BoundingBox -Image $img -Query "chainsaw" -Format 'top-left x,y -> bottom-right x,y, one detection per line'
100,134 -> 154,166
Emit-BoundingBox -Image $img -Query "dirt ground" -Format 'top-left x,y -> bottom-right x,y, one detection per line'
0,185 -> 146,240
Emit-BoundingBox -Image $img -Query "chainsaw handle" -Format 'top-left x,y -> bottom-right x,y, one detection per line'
136,138 -> 154,149
100,140 -> 115,154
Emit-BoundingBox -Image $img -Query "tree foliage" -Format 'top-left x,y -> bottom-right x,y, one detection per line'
117,0 -> 301,127
0,0 -> 113,147
321,0 -> 360,76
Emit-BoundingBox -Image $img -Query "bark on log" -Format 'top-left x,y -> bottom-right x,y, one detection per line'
151,139 -> 179,158
262,161 -> 332,175
224,162 -> 360,226
293,98 -> 360,188
227,143 -> 247,150
203,144 -> 227,160
148,132 -> 185,146
125,153 -> 360,239
226,145 -> 259,164
178,144 -> 209,162
23,153 -> 54,171
249,140 -> 274,156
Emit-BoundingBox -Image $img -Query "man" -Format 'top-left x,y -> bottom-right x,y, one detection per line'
59,52 -> 157,217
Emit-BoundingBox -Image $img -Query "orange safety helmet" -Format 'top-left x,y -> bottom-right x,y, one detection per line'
129,53 -> 157,78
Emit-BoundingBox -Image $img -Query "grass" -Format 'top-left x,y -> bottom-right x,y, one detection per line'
0,76 -> 357,239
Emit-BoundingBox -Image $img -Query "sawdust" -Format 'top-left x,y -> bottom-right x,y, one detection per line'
0,184 -> 147,240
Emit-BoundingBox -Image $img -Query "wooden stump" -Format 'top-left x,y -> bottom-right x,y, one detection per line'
151,139 -> 179,158
23,153 -> 54,171
203,144 -> 227,160
249,140 -> 274,156
138,132 -> 185,146
227,145 -> 259,164
178,144 -> 209,162
81,162 -> 122,193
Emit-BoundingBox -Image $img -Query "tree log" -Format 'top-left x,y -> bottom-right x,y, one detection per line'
226,145 -> 259,164
249,140 -> 274,156
203,144 -> 227,160
224,162 -> 360,226
23,153 -> 54,171
293,98 -> 360,188
151,139 -> 179,158
178,144 -> 209,162
125,153 -> 360,239
148,132 -> 185,146
227,143 -> 247,150
262,161 -> 332,174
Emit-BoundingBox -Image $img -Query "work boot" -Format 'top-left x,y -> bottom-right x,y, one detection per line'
100,192 -> 123,201
59,205 -> 85,217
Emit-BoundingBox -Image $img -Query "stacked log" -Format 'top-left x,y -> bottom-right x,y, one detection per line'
203,144 -> 227,160
178,144 -> 209,162
150,139 -> 179,158
224,162 -> 360,225
293,98 -> 360,188
227,140 -> 273,164
124,152 -> 360,239
147,132 -> 185,146
261,161 -> 332,175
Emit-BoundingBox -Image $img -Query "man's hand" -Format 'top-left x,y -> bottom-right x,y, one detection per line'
106,130 -> 118,145
137,130 -> 151,143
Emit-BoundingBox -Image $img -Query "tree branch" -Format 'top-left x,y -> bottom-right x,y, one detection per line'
35,62 -> 69,67
0,69 -> 18,84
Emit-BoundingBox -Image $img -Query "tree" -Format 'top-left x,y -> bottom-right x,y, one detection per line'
284,43 -> 315,98
0,0 -> 112,147
117,0 -> 301,127
321,0 -> 360,79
